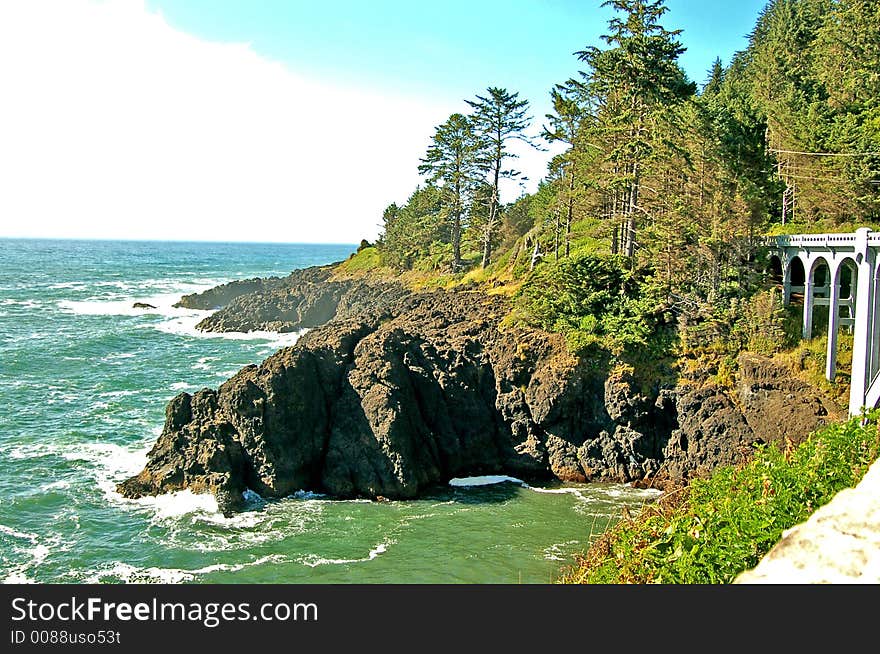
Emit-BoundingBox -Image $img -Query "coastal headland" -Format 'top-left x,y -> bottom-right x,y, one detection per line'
119,264 -> 841,515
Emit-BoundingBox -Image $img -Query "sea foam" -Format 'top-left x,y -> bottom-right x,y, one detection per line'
54,276 -> 308,347
153,313 -> 306,346
79,554 -> 287,584
299,538 -> 394,567
132,489 -> 221,520
58,291 -> 189,317
448,475 -> 528,487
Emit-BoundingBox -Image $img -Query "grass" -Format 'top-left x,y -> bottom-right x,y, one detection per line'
559,411 -> 880,584
776,332 -> 854,409
333,246 -> 385,277
763,219 -> 878,237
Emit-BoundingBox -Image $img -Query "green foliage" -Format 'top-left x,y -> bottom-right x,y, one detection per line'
679,288 -> 801,363
412,241 -> 454,274
465,86 -> 534,267
743,0 -> 880,224
378,185 -> 447,271
573,0 -> 697,259
370,0 -> 877,392
764,218 -> 877,235
418,113 -> 484,270
517,253 -> 669,354
499,193 -> 537,252
336,246 -> 382,275
561,412 -> 880,584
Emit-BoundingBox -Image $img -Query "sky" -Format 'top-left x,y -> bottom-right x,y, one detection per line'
0,0 -> 768,244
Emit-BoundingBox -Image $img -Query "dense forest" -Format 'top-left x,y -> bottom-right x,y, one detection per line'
354,0 -> 879,382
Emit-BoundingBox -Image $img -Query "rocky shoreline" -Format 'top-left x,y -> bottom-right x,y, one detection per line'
176,265 -> 408,333
119,266 -> 843,514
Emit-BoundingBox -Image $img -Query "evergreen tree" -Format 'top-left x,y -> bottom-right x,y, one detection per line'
812,0 -> 880,219
575,0 -> 696,257
418,113 -> 482,271
379,185 -> 446,270
747,0 -> 836,223
466,87 -> 534,268
543,83 -> 589,258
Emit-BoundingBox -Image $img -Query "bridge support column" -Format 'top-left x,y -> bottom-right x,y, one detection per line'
871,266 -> 880,382
849,228 -> 876,416
826,277 -> 841,382
803,276 -> 814,339
782,257 -> 792,305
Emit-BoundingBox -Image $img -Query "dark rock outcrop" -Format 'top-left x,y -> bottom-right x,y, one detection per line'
132,302 -> 157,309
186,264 -> 408,334
660,353 -> 841,484
198,279 -> 408,334
735,352 -> 838,445
120,277 -> 845,513
120,291 -> 596,512
175,275 -> 291,310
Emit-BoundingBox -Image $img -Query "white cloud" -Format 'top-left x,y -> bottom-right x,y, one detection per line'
0,0 -> 552,243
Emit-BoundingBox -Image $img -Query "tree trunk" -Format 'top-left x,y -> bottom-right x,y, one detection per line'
554,209 -> 560,261
482,150 -> 502,268
621,185 -> 630,256
481,228 -> 493,269
452,179 -> 461,271
625,163 -> 640,259
611,199 -> 618,255
566,167 -> 574,258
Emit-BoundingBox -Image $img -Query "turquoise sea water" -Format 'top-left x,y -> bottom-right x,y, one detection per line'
0,238 -> 658,584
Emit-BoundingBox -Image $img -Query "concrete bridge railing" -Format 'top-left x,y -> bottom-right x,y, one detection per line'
759,227 -> 880,416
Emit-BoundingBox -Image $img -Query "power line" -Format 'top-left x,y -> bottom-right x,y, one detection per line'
779,173 -> 880,184
775,162 -> 853,171
773,171 -> 880,183
770,148 -> 880,158
780,173 -> 848,182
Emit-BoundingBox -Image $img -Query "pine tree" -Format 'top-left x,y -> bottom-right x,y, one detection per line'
418,113 -> 482,271
466,87 -> 534,268
576,0 -> 695,257
379,186 -> 446,270
543,83 -> 589,258
812,0 -> 880,219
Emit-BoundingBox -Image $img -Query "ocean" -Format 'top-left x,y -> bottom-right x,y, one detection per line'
0,238 -> 658,584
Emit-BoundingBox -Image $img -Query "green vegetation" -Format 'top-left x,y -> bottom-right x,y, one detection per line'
335,246 -> 383,276
517,253 -> 671,355
347,8 -> 880,503
559,411 -> 880,583
368,0 -> 877,370
350,0 -> 880,584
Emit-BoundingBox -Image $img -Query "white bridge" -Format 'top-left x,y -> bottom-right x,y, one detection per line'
761,228 -> 880,416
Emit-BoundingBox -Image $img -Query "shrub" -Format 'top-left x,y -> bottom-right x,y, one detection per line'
559,412 -> 880,584
517,253 -> 669,355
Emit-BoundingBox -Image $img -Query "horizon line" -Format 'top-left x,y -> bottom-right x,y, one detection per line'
0,235 -> 362,247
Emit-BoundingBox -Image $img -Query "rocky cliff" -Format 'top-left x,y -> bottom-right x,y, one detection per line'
181,264 -> 408,333
175,275 -> 291,310
119,274 -> 843,514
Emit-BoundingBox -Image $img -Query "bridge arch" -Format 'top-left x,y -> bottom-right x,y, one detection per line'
783,255 -> 806,304
764,228 -> 880,416
824,256 -> 859,381
808,255 -> 832,284
802,254 -> 833,340
767,254 -> 783,285
837,257 -> 858,322
789,255 -> 806,284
